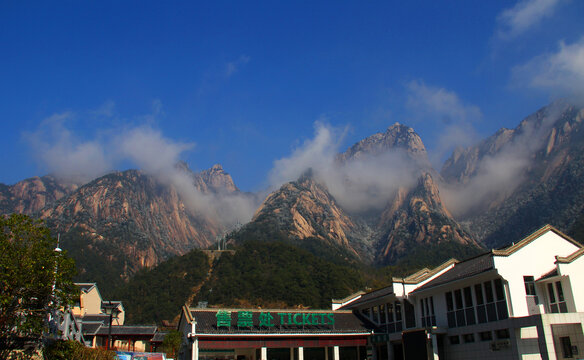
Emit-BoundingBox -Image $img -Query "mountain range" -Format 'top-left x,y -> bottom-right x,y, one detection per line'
2,101 -> 584,297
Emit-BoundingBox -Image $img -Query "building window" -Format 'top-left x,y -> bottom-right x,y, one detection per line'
379,304 -> 386,324
463,333 -> 475,343
449,336 -> 460,345
445,279 -> 509,327
560,336 -> 573,358
548,281 -> 568,313
524,276 -> 537,298
445,279 -> 509,329
446,292 -> 456,327
420,297 -> 436,327
484,281 -> 497,322
395,301 -> 402,332
372,305 -> 379,324
475,284 -> 487,324
479,331 -> 492,341
454,289 -> 465,327
495,329 -> 510,339
385,302 -> 402,334
463,286 -> 476,325
494,279 -> 509,320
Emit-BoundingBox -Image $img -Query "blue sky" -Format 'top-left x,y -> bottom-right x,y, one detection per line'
2,0 -> 584,191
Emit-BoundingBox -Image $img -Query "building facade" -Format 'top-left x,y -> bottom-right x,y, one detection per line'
178,307 -> 372,360
338,225 -> 584,360
72,282 -> 163,352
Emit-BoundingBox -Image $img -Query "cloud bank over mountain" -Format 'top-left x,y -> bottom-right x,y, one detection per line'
24,111 -> 259,227
269,122 -> 421,213
440,102 -> 568,216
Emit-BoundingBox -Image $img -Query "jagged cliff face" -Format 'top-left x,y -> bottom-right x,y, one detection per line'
248,173 -> 372,259
181,162 -> 239,195
40,170 -> 220,270
441,102 -> 576,186
5,101 -> 582,287
199,164 -> 239,193
0,175 -> 78,215
239,124 -> 477,265
440,102 -> 584,247
337,123 -> 431,168
1,164 -> 240,294
375,172 -> 478,264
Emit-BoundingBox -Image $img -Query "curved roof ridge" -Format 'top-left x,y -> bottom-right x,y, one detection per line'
492,224 -> 582,256
556,247 -> 584,263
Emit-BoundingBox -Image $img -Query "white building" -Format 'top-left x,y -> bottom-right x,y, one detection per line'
337,225 -> 584,360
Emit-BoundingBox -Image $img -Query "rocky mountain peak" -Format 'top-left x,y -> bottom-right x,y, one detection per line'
0,175 -> 78,215
440,102 -> 578,185
199,163 -> 238,193
248,175 -> 369,260
376,171 -> 479,264
337,123 -> 429,166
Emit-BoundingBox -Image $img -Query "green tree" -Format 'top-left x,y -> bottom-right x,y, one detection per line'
162,330 -> 182,359
0,214 -> 76,360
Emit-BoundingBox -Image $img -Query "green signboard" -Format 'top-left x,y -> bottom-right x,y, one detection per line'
215,311 -> 335,328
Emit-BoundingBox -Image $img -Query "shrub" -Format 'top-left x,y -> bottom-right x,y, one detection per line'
43,340 -> 116,360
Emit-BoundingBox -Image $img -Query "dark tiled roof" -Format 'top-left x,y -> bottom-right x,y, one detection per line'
392,259 -> 458,284
332,291 -> 365,304
411,253 -> 495,293
75,283 -> 96,293
96,326 -> 157,336
151,332 -> 167,342
189,309 -> 371,335
101,301 -> 124,312
537,268 -> 559,281
81,322 -> 103,336
81,314 -> 111,325
161,320 -> 178,329
338,286 -> 395,309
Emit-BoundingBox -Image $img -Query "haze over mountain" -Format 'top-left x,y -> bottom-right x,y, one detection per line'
2,101 -> 584,296
441,101 -> 584,248
232,123 -> 481,267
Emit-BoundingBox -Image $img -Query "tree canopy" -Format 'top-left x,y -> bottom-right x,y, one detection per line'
0,214 -> 76,359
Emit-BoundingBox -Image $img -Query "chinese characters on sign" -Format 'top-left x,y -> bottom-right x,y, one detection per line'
237,311 -> 253,327
216,310 -> 231,327
216,311 -> 335,328
259,312 -> 274,327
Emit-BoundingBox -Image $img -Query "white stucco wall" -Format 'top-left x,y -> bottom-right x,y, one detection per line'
493,231 -> 580,317
558,255 -> 584,312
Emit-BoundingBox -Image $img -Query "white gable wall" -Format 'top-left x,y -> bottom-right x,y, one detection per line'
493,231 -> 580,317
558,255 -> 584,312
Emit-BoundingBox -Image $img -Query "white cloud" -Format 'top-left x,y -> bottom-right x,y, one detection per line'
23,112 -> 112,183
24,106 -> 259,227
441,102 -> 568,216
225,55 -> 251,78
268,122 -> 344,187
405,80 -> 482,166
406,80 -> 482,124
496,0 -> 562,39
116,126 -> 194,176
268,122 -> 419,213
513,37 -> 584,103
